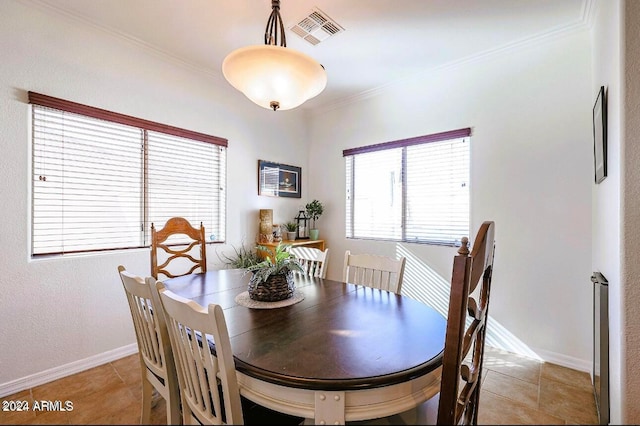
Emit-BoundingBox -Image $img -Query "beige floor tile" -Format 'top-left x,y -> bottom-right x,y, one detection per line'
539,376 -> 598,425
31,364 -> 124,402
1,390 -> 36,424
483,346 -> 542,385
126,391 -> 170,425
26,408 -> 73,425
1,391 -> 74,425
67,381 -> 137,425
110,354 -> 142,387
81,402 -> 140,425
541,362 -> 593,392
479,390 -> 566,425
150,397 -> 169,425
482,369 -> 540,409
0,408 -> 37,425
127,382 -> 143,402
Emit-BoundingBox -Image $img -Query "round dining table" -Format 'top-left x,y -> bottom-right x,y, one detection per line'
162,269 -> 446,425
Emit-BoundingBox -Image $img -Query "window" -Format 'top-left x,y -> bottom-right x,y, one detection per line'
344,128 -> 470,246
29,92 -> 227,256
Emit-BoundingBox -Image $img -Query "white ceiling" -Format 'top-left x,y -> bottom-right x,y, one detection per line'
30,0 -> 590,112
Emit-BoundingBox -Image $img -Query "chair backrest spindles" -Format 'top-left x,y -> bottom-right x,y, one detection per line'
117,266 -> 181,425
155,280 -> 244,425
342,250 -> 406,294
437,221 -> 496,425
291,247 -> 329,278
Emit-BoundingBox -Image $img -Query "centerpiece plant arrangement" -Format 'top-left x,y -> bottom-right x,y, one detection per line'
216,242 -> 261,269
244,243 -> 304,302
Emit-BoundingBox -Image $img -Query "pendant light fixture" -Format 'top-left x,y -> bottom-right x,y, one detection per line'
222,0 -> 327,111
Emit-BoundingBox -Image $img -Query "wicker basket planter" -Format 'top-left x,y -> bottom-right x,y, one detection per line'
248,270 -> 295,302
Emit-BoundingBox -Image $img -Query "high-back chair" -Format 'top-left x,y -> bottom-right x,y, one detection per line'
117,266 -> 180,425
437,220 -> 496,425
155,280 -> 243,425
151,216 -> 207,279
153,280 -> 304,425
290,247 -> 329,278
342,250 -> 406,294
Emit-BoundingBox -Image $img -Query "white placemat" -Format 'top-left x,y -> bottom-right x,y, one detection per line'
235,290 -> 305,309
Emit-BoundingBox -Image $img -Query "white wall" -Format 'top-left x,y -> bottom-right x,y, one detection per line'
589,1 -> 640,423
308,30 -> 594,368
0,0 -> 311,389
590,0 -> 622,422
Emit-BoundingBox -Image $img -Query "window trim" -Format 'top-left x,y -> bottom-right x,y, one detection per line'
342,128 -> 470,157
28,92 -> 227,147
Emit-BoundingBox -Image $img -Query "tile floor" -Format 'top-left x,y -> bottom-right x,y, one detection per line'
0,346 -> 599,425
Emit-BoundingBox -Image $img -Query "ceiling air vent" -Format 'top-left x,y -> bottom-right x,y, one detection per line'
290,8 -> 344,46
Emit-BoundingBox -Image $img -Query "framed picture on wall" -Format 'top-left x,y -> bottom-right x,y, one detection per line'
258,160 -> 302,198
593,85 -> 607,184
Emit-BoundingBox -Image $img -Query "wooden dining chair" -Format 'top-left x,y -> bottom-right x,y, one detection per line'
437,220 -> 496,425
154,280 -> 304,425
117,266 -> 180,425
370,221 -> 496,426
290,246 -> 329,278
151,217 -> 207,279
342,250 -> 406,294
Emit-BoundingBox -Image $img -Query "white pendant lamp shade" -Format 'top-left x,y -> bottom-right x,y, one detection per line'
223,45 -> 327,111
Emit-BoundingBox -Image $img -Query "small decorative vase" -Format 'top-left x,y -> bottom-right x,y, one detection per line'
309,229 -> 320,240
286,231 -> 297,241
248,271 -> 295,302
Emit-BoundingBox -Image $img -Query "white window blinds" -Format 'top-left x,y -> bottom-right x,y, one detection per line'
344,128 -> 470,246
146,131 -> 226,244
30,93 -> 227,256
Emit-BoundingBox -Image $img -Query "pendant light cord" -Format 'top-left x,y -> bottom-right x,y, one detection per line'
264,0 -> 286,47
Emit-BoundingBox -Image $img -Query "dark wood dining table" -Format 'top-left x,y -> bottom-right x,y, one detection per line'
162,269 -> 446,424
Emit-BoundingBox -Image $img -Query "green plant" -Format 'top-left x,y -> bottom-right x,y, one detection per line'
284,221 -> 298,232
216,243 -> 261,269
244,243 -> 304,285
305,199 -> 324,229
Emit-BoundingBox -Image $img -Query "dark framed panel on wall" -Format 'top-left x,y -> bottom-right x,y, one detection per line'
593,85 -> 607,184
258,160 -> 302,198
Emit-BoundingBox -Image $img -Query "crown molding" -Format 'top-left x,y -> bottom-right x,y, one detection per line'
312,0 -> 595,117
23,0 -> 226,85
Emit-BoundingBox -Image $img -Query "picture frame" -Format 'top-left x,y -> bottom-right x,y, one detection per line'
593,85 -> 607,184
258,160 -> 302,198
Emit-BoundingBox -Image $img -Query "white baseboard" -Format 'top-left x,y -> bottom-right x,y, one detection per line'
0,344 -> 138,398
530,346 -> 592,373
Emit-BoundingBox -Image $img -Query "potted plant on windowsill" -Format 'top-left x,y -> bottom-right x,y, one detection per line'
284,221 -> 298,241
244,243 -> 304,302
305,199 -> 324,240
